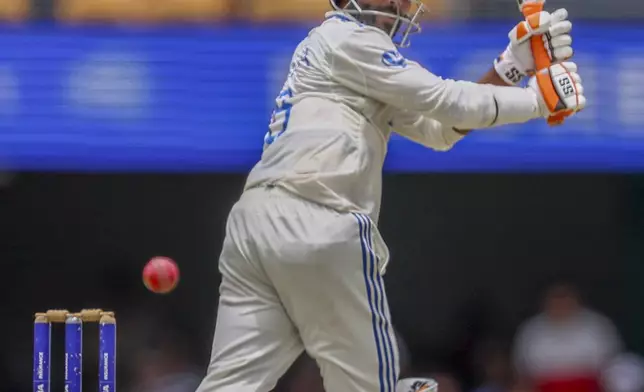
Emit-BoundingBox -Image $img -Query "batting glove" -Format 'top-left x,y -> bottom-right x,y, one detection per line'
529,61 -> 585,119
495,8 -> 573,85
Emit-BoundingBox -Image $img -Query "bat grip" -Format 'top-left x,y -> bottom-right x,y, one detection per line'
522,3 -> 550,71
522,3 -> 567,126
521,3 -> 543,17
530,36 -> 551,71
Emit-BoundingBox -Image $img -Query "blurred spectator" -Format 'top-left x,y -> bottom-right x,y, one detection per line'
513,282 -> 623,392
124,310 -> 202,392
0,0 -> 29,21
20,0 -> 644,20
471,340 -> 515,392
129,345 -> 202,392
55,0 -> 232,23
601,353 -> 644,392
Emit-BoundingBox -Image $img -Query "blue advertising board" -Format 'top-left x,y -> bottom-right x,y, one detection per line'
0,22 -> 643,172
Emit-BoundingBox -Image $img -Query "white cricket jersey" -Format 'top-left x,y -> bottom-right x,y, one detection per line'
244,11 -> 541,223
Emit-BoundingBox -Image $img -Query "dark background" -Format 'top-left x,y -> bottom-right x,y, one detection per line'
1,173 -> 643,390
1,0 -> 644,391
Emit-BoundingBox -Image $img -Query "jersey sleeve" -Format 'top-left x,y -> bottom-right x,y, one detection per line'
329,27 -> 541,130
391,110 -> 465,152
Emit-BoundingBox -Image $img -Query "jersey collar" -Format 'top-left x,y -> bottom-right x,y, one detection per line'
324,11 -> 362,25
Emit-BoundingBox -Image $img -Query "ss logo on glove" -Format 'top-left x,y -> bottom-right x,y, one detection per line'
505,66 -> 523,84
557,76 -> 574,97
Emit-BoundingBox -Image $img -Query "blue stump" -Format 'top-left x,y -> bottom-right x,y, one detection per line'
65,315 -> 83,392
99,313 -> 117,392
33,315 -> 51,392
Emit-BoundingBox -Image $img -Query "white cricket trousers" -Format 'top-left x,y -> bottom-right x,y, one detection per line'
196,185 -> 399,392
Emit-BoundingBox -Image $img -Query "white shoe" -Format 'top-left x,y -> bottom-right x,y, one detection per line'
396,378 -> 439,392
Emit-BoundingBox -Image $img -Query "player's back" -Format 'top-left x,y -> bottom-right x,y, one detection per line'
244,12 -> 398,223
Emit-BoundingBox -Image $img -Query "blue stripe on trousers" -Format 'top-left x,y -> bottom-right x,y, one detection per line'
353,213 -> 385,392
363,216 -> 392,392
365,218 -> 398,388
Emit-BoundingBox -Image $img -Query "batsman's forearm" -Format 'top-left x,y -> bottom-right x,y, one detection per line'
453,67 -> 515,135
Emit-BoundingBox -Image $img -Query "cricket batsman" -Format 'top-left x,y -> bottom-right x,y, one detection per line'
196,0 -> 584,391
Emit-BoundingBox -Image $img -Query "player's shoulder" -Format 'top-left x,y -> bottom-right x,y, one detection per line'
316,11 -> 396,53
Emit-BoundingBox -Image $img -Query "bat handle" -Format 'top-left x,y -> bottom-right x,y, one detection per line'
522,4 -> 550,71
522,3 -> 567,126
521,3 -> 543,17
